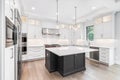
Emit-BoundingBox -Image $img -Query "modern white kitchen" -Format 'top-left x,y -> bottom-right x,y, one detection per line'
1,0 -> 120,80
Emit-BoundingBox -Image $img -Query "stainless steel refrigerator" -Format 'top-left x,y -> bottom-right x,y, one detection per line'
14,9 -> 22,80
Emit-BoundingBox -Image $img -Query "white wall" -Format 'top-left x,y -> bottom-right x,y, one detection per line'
0,0 -> 5,80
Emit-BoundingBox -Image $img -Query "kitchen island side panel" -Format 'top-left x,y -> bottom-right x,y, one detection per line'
45,50 -> 58,72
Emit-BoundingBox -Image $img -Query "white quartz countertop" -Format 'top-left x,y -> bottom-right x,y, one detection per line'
46,46 -> 98,56
90,44 -> 115,48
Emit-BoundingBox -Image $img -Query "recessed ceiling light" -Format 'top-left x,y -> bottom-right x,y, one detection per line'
32,7 -> 35,10
92,6 -> 97,10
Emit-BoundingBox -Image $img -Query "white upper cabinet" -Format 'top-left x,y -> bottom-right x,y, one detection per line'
22,23 -> 28,33
94,23 -> 103,39
34,25 -> 42,39
102,21 -> 114,39
28,24 -> 35,39
94,21 -> 113,39
5,0 -> 15,23
21,16 -> 28,33
94,14 -> 114,39
28,24 -> 42,39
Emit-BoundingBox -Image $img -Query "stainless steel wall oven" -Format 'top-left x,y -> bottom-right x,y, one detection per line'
6,17 -> 17,47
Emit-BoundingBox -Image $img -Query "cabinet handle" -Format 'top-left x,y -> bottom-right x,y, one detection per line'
34,35 -> 36,38
47,53 -> 49,56
10,48 -> 14,59
101,34 -> 103,38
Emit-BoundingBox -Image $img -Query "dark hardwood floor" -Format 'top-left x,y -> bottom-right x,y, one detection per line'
21,59 -> 120,80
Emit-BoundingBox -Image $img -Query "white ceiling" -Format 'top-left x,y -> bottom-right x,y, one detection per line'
20,0 -> 120,24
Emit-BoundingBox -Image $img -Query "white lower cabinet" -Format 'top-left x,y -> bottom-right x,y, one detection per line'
22,46 -> 45,61
99,48 -> 114,66
100,48 -> 109,63
5,46 -> 15,80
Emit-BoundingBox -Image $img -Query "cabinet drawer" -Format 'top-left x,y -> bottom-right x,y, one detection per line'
100,58 -> 109,63
28,55 -> 44,59
28,47 -> 44,52
28,47 -> 45,57
100,48 -> 109,53
28,47 -> 44,51
28,49 -> 45,53
100,48 -> 109,63
100,56 -> 109,63
100,52 -> 109,57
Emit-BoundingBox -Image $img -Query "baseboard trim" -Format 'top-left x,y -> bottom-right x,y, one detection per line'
22,57 -> 45,62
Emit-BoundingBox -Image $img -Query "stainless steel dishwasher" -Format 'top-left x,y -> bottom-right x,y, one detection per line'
90,47 -> 99,61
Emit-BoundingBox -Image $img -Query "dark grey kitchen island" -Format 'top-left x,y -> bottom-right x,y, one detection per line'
45,46 -> 97,76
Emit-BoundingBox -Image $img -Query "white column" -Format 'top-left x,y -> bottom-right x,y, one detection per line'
0,0 -> 5,80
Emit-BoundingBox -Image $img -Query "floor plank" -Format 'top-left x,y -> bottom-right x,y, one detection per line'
21,59 -> 120,80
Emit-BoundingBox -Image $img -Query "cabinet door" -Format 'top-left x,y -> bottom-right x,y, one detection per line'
5,47 -> 15,80
5,0 -> 10,17
103,22 -> 113,39
63,55 -> 74,74
94,21 -> 114,39
5,0 -> 14,23
45,50 -> 50,71
45,50 -> 57,72
35,26 -> 42,39
27,47 -> 45,59
28,25 -> 35,39
22,23 -> 28,33
75,53 -> 85,70
94,24 -> 103,39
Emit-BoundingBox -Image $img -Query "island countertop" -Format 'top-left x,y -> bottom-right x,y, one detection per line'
46,46 -> 98,56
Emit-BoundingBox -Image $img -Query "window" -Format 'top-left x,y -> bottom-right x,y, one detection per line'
86,25 -> 94,41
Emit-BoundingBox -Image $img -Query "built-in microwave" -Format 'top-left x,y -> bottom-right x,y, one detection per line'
6,17 -> 17,47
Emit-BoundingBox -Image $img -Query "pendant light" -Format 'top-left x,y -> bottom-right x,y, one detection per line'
72,6 -> 81,30
56,0 -> 59,29
75,6 -> 77,27
73,6 -> 77,30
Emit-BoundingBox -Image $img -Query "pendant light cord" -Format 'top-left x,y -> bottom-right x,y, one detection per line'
75,6 -> 77,26
56,0 -> 59,24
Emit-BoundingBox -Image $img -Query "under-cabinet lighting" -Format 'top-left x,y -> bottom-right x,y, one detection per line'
103,15 -> 112,22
